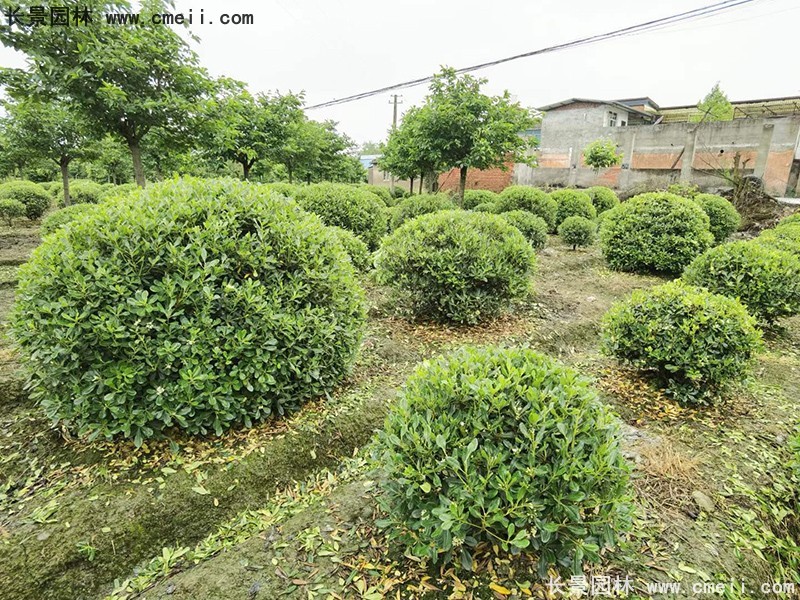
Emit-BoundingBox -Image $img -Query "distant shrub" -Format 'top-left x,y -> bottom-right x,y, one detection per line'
693,193 -> 741,243
684,241 -> 800,324
602,280 -> 762,403
53,179 -> 104,207
12,178 -> 366,443
263,182 -> 298,198
40,204 -> 97,236
585,186 -> 619,214
294,182 -> 388,249
472,201 -> 499,213
499,210 -> 548,250
376,210 -> 535,324
391,186 -> 408,200
463,189 -> 498,210
359,184 -> 393,206
328,225 -> 372,272
390,193 -> 456,230
667,182 -> 700,199
497,186 -> 557,230
372,346 -> 632,571
0,180 -> 50,220
600,192 -> 713,274
551,189 -> 597,227
559,215 -> 596,250
38,181 -> 58,192
99,182 -> 139,201
753,224 -> 800,256
0,198 -> 26,225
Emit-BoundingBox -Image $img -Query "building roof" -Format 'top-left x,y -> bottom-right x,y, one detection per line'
359,154 -> 381,169
536,98 -> 655,119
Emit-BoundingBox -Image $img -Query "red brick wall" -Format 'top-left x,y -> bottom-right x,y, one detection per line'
437,163 -> 514,193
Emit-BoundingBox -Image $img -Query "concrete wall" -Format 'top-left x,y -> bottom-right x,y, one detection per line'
366,166 -> 413,192
515,115 -> 800,196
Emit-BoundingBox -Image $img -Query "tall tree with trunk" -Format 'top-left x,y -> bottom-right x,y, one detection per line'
379,105 -> 442,194
0,0 -> 212,187
0,98 -> 93,205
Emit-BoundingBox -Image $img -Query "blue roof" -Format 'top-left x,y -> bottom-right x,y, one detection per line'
359,154 -> 381,169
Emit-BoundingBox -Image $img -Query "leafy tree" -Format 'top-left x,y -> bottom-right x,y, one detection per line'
583,139 -> 623,171
379,105 -> 442,194
691,83 -> 734,122
80,136 -> 132,184
1,0 -> 213,187
0,98 -> 93,205
359,140 -> 384,155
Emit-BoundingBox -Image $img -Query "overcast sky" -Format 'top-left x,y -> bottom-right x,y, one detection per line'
2,0 -> 798,146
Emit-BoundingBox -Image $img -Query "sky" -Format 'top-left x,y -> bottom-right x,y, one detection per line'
2,0 -> 799,146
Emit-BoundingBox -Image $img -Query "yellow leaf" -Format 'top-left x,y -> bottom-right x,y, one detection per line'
489,582 -> 512,596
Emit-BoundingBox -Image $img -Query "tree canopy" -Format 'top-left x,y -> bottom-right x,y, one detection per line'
692,83 -> 734,122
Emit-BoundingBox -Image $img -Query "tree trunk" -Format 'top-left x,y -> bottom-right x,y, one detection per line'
424,170 -> 437,193
409,176 -> 414,195
287,164 -> 293,184
60,156 -> 71,207
419,174 -> 424,194
457,165 -> 468,206
128,139 -> 146,187
242,160 -> 251,180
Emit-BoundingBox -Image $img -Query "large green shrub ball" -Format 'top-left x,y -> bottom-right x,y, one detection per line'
54,179 -> 105,207
372,346 -> 632,570
358,183 -> 394,206
463,189 -> 498,210
0,198 -> 25,225
99,182 -> 139,201
754,224 -> 800,256
12,178 -> 366,443
376,211 -> 535,324
684,241 -> 800,324
586,186 -> 620,214
693,193 -> 741,243
558,215 -> 596,250
601,280 -> 762,403
390,193 -> 456,230
499,210 -> 548,250
293,182 -> 388,249
600,192 -> 714,274
550,189 -> 597,227
0,180 -> 50,220
328,225 -> 372,272
497,186 -> 557,230
472,201 -> 499,213
40,203 -> 97,236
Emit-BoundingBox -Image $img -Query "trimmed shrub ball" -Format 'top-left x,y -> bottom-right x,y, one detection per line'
359,183 -> 394,206
372,346 -> 632,571
586,186 -> 620,214
0,198 -> 25,225
550,189 -> 596,227
40,203 -> 97,236
12,178 -> 367,443
54,179 -> 105,207
693,193 -> 741,243
684,241 -> 800,324
558,215 -> 596,250
390,193 -> 456,230
601,280 -> 761,403
754,224 -> 800,256
294,182 -> 388,249
328,225 -> 372,272
497,186 -> 557,231
499,210 -> 548,250
472,201 -> 499,213
600,192 -> 713,274
99,182 -> 139,201
463,189 -> 498,210
0,180 -> 50,220
390,186 -> 408,200
376,210 -> 535,324
666,182 -> 700,199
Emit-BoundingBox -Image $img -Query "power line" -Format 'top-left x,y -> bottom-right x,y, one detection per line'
305,0 -> 762,110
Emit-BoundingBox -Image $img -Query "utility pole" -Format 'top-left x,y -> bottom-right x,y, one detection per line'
389,94 -> 403,193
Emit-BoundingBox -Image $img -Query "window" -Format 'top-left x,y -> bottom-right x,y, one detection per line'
607,111 -> 618,127
620,120 -> 627,127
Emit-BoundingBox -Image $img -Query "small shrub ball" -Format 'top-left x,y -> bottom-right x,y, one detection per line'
693,193 -> 741,243
558,215 -> 596,249
0,180 -> 50,220
463,189 -> 498,210
586,186 -> 620,214
497,186 -> 557,230
499,210 -> 548,250
390,194 -> 456,230
550,189 -> 597,227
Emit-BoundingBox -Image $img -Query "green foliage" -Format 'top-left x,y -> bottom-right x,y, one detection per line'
262,182 -> 298,198
0,180 -> 50,220
55,180 -> 104,207
472,201 -> 500,213
600,192 -> 713,274
602,280 -> 762,403
0,198 -> 25,225
777,213 -> 800,228
372,346 -> 632,573
585,186 -> 619,214
99,182 -> 139,201
463,189 -> 498,210
693,193 -> 741,243
390,194 -> 456,230
376,211 -> 535,324
692,83 -> 734,122
497,186 -> 557,230
582,139 -> 622,171
391,186 -> 408,200
666,182 -> 700,199
499,210 -> 548,250
558,216 -> 596,250
684,241 -> 800,324
12,178 -> 366,443
358,184 -> 393,206
294,182 -> 388,249
753,224 -> 800,256
551,189 -> 596,227
40,204 -> 97,236
328,226 -> 372,272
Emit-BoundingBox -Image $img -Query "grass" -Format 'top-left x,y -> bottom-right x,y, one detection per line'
0,231 -> 798,599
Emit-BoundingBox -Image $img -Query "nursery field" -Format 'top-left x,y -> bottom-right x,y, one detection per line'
1,211 -> 799,600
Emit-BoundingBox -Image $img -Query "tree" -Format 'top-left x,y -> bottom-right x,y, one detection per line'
692,83 -> 734,122
0,98 -> 93,205
402,67 -> 537,203
80,136 -> 132,184
1,0 -> 213,187
583,139 -> 623,171
359,140 -> 384,155
379,105 -> 443,194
